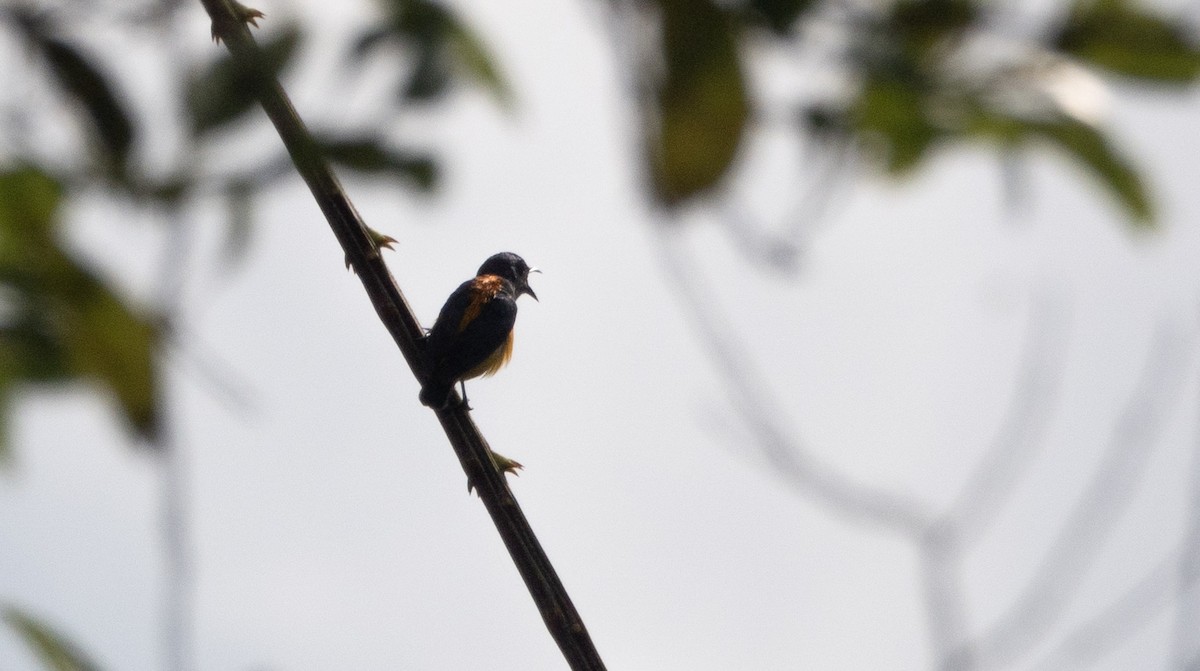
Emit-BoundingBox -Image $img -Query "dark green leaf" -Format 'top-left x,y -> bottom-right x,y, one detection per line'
391,0 -> 453,102
6,10 -> 135,176
743,0 -> 817,35
137,176 -> 193,208
889,0 -> 976,50
445,18 -> 512,106
852,78 -> 939,173
0,168 -> 162,443
968,108 -> 1153,224
317,136 -> 438,190
187,24 -> 302,135
39,39 -> 135,175
0,310 -> 73,384
220,179 -> 255,270
0,386 -> 8,463
59,283 -> 160,440
350,25 -> 390,59
1028,117 -> 1153,224
650,0 -> 749,205
1055,2 -> 1200,82
402,45 -> 452,101
353,0 -> 509,105
3,606 -> 104,671
0,166 -> 61,249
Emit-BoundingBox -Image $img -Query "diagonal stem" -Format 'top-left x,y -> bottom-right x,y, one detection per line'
959,321 -> 1193,669
198,3 -> 605,668
654,226 -> 931,535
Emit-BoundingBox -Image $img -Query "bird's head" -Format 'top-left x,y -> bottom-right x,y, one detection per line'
478,252 -> 539,301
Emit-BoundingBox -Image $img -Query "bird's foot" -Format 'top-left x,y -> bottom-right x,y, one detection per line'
456,383 -> 473,411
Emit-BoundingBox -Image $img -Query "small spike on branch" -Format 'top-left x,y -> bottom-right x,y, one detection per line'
211,1 -> 265,43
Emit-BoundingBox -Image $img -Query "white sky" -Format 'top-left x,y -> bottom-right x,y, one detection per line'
3,0 -> 1200,669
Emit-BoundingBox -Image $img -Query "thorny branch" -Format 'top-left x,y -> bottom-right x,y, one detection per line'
197,2 -> 605,669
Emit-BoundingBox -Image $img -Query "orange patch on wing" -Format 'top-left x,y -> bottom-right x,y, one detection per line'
457,275 -> 505,333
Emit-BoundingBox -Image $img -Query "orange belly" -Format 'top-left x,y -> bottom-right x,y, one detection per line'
462,330 -> 514,381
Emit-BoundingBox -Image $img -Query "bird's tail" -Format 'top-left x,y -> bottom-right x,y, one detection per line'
419,380 -> 452,409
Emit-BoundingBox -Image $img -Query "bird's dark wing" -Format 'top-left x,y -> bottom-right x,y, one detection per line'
425,279 -> 476,362
426,278 -> 517,383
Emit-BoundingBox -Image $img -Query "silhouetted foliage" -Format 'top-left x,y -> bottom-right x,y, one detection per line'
633,0 -> 1199,220
1,0 -> 1198,668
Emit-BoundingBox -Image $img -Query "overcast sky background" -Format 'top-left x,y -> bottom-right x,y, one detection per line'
3,0 -> 1200,669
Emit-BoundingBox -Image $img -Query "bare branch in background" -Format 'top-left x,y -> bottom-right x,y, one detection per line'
1171,372 -> 1200,668
655,226 -> 932,534
920,533 -> 973,670
917,293 -> 1071,669
158,410 -> 193,671
717,137 -> 855,274
960,322 -> 1195,669
660,194 -> 1200,670
938,294 -> 1072,543
1030,546 -> 1196,671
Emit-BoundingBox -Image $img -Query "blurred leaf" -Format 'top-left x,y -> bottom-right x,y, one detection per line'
403,42 -> 452,101
852,78 -> 939,173
1027,116 -> 1153,223
351,25 -> 390,58
39,39 -> 134,175
138,175 -> 193,208
0,307 -> 73,384
1055,1 -> 1200,82
969,108 -> 1152,224
743,0 -> 817,35
57,282 -> 161,439
0,388 -> 8,462
221,179 -> 256,270
0,166 -> 61,246
317,135 -> 438,190
445,16 -> 512,106
355,0 -> 509,105
888,0 -> 976,56
6,9 -> 135,176
382,0 -> 454,102
187,24 -> 302,135
650,0 -> 749,205
0,167 -> 162,444
3,606 -> 103,671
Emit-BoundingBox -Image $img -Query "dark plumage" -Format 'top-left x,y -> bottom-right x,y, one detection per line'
419,252 -> 538,409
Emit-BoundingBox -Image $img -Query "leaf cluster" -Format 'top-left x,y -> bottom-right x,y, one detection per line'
640,0 -> 1200,222
0,0 -> 507,457
0,168 -> 159,455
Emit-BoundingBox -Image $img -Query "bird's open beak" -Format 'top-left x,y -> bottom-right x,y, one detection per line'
524,268 -> 541,301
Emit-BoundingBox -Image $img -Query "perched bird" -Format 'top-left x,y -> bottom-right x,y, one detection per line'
419,252 -> 538,409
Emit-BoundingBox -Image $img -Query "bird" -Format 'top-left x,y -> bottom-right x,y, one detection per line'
419,252 -> 538,410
